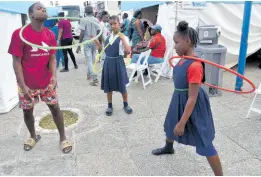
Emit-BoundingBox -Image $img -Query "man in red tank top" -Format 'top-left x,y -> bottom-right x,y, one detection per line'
131,24 -> 166,65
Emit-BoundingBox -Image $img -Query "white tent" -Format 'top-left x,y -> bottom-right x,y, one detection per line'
0,1 -> 37,114
157,2 -> 261,68
121,1 -> 261,78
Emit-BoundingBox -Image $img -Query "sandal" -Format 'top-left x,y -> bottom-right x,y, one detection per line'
90,79 -> 99,86
24,135 -> 41,151
61,140 -> 73,154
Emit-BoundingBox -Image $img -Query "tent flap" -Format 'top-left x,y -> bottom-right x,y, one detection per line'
0,1 -> 36,14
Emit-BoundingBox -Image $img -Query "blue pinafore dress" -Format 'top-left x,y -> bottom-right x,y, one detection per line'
101,37 -> 129,94
164,59 -> 215,148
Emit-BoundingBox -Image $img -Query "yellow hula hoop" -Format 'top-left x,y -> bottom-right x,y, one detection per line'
19,17 -> 103,50
92,34 -> 120,73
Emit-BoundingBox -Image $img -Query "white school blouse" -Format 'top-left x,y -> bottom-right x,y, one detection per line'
106,34 -> 130,56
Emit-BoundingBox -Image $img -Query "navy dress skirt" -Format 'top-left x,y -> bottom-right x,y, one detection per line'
101,37 -> 129,94
164,59 -> 215,148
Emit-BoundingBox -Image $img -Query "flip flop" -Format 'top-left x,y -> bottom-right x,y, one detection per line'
24,135 -> 41,151
61,140 -> 73,154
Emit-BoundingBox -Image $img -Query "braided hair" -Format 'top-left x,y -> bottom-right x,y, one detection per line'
175,21 -> 205,82
176,21 -> 198,48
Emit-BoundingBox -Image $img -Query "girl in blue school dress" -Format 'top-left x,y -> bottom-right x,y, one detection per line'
151,21 -> 223,176
101,15 -> 133,116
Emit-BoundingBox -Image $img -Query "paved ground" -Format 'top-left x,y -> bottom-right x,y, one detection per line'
1,52 -> 261,176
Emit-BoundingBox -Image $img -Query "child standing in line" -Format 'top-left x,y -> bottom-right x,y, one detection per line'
151,21 -> 223,176
101,15 -> 133,116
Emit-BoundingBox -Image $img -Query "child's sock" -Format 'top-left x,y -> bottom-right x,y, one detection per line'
152,141 -> 174,155
108,103 -> 113,108
123,102 -> 128,108
164,141 -> 174,150
106,103 -> 113,116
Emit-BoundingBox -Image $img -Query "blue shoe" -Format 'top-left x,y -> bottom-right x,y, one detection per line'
106,108 -> 113,116
123,106 -> 133,114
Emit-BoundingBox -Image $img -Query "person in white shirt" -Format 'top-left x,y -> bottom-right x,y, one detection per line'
76,6 -> 102,86
100,10 -> 110,43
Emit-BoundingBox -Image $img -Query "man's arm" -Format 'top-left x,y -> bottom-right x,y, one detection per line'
79,29 -> 84,44
57,21 -> 63,41
48,32 -> 58,87
98,29 -> 104,44
49,54 -> 56,78
78,18 -> 86,44
58,28 -> 63,41
76,19 -> 86,53
12,56 -> 26,88
78,29 -> 102,51
12,56 -> 31,99
95,29 -> 103,51
135,19 -> 144,41
9,30 -> 26,88
76,29 -> 85,54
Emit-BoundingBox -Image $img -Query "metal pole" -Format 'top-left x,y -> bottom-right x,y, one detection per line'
174,1 -> 178,28
235,1 -> 252,91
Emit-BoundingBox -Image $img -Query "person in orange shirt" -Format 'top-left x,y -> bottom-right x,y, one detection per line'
131,24 -> 166,65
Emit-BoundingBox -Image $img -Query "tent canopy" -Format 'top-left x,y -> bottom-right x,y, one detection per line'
120,1 -> 169,11
0,1 -> 36,14
120,1 -> 261,12
0,1 -> 61,16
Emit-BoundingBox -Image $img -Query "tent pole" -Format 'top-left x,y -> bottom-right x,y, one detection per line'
175,1 -> 178,28
235,1 -> 252,91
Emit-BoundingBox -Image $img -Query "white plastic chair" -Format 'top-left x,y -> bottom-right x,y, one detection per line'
246,83 -> 261,118
126,50 -> 152,89
150,50 -> 171,82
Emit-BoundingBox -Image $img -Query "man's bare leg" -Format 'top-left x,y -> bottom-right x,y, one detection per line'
47,104 -> 72,153
23,108 -> 36,140
23,108 -> 41,150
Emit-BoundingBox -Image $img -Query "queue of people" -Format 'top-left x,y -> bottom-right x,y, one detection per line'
44,7 -> 166,84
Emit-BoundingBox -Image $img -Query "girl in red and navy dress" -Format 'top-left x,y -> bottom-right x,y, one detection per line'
152,21 -> 223,176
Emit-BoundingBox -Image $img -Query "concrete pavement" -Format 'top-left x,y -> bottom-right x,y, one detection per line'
1,53 -> 261,176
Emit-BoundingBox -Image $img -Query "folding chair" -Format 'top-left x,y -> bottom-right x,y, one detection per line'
246,82 -> 261,118
126,50 -> 152,89
150,50 -> 172,83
